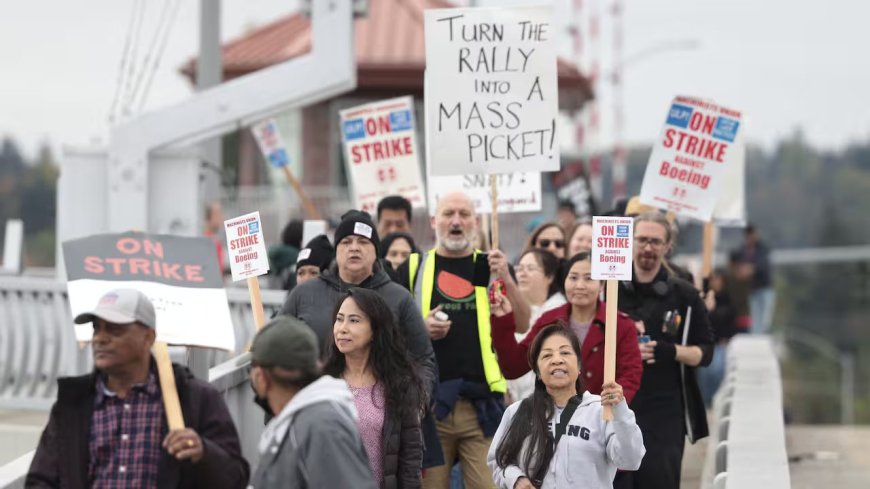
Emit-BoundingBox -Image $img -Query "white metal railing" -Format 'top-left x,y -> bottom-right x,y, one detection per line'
702,335 -> 791,489
0,276 -> 285,410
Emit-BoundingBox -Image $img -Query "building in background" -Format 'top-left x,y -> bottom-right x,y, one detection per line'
181,0 -> 594,192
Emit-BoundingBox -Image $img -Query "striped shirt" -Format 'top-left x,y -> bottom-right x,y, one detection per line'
88,372 -> 164,488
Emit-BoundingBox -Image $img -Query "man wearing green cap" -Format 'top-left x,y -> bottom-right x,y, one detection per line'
247,316 -> 377,489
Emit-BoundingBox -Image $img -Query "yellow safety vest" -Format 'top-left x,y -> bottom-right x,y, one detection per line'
408,249 -> 507,393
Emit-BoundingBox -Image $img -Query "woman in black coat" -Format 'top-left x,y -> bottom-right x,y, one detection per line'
324,288 -> 428,489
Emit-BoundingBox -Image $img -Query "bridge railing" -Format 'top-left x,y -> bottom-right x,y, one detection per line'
0,276 -> 285,410
702,335 -> 791,489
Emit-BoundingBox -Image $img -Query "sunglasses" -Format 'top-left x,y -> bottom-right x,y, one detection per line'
537,239 -> 565,249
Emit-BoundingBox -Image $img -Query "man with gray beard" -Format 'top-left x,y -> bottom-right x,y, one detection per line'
397,192 -> 515,489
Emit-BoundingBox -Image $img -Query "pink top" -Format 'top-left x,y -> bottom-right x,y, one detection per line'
350,383 -> 386,485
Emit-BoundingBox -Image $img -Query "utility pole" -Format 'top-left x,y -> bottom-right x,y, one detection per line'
190,0 -> 222,381
198,0 -> 223,206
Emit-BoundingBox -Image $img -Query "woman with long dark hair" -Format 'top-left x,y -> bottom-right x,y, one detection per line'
487,325 -> 645,488
491,252 -> 643,404
324,288 -> 428,489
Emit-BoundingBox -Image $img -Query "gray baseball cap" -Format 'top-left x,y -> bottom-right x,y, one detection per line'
246,316 -> 319,371
74,288 -> 156,329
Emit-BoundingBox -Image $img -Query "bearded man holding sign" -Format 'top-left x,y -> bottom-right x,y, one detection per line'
27,289 -> 249,489
614,212 -> 714,489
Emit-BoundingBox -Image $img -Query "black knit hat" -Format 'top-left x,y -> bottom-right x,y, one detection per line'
333,210 -> 380,253
296,234 -> 335,271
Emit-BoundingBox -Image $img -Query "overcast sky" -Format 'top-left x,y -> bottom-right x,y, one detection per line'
1,0 -> 868,160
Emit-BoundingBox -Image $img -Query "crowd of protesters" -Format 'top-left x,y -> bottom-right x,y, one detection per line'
27,192 -> 773,489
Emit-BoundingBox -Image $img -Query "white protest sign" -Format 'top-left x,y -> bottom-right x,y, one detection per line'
712,132 -> 746,226
639,96 -> 743,221
340,96 -> 426,214
302,220 -> 329,246
427,172 -> 541,215
252,118 -> 291,169
424,5 -> 560,176
224,211 -> 270,281
591,216 -> 634,281
63,232 -> 236,351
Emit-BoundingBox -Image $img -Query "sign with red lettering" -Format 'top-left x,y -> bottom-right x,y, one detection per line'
639,96 -> 744,221
591,216 -> 634,280
63,232 -> 235,350
424,5 -> 560,176
339,96 -> 426,214
224,211 -> 269,281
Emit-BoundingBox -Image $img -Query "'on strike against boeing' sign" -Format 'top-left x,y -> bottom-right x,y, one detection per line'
424,5 -> 560,176
639,96 -> 744,221
340,97 -> 426,214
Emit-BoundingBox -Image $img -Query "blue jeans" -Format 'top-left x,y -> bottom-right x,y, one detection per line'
750,287 -> 776,334
698,342 -> 728,407
450,463 -> 464,489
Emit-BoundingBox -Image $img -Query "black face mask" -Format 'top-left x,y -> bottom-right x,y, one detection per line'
251,380 -> 274,417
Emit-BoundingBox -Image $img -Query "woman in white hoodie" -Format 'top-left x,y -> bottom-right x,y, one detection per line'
488,324 -> 645,489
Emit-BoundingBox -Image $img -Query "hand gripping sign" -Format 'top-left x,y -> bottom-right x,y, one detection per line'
591,216 -> 634,420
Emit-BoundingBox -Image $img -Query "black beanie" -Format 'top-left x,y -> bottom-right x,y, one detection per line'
296,235 -> 335,271
333,210 -> 380,253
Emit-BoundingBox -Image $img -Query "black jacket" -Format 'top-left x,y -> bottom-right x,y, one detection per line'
618,267 -> 714,443
382,410 -> 423,489
26,363 -> 249,488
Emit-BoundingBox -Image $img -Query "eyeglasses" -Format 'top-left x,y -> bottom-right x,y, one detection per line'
515,265 -> 542,273
634,237 -> 667,248
537,239 -> 565,249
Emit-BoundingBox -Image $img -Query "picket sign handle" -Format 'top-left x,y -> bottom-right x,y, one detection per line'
702,222 -> 715,280
489,174 -> 500,249
247,276 -> 267,330
281,166 -> 321,220
153,341 -> 185,430
602,279 -> 619,421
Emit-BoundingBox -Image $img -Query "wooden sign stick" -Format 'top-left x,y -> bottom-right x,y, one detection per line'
281,166 -> 321,220
247,276 -> 267,331
153,341 -> 185,430
602,279 -> 619,421
490,174 -> 500,250
702,222 -> 715,289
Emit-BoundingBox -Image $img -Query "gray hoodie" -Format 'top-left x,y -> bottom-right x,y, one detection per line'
488,391 -> 645,489
248,376 -> 377,489
281,262 -> 436,389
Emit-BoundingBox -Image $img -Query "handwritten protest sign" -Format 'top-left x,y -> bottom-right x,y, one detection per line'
63,232 -> 235,351
224,211 -> 270,281
591,216 -> 634,281
340,97 -> 426,214
425,5 -> 560,176
552,159 -> 596,217
427,172 -> 541,215
639,96 -> 743,221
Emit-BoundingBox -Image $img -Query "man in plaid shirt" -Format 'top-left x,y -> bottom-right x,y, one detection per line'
27,289 -> 249,488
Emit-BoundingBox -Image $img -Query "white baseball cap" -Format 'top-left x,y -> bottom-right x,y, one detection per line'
74,288 -> 156,329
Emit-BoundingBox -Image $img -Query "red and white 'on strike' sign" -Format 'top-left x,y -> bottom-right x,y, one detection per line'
591,216 -> 634,281
224,211 -> 269,281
